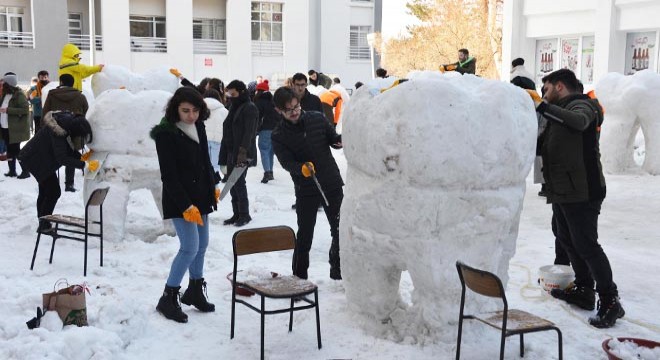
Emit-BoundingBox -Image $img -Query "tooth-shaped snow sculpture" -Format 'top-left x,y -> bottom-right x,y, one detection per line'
595,70 -> 660,175
91,65 -> 179,97
339,71 -> 536,340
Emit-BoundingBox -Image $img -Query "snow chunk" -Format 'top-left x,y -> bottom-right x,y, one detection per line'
91,65 -> 179,97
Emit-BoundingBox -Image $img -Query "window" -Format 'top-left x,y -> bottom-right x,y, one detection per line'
349,25 -> 371,60
0,6 -> 24,32
68,13 -> 82,36
130,15 -> 166,38
193,18 -> 225,40
251,2 -> 282,42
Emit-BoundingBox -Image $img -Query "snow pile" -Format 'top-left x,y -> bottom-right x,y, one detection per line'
340,71 -> 537,341
91,65 -> 179,97
595,70 -> 660,175
607,338 -> 660,360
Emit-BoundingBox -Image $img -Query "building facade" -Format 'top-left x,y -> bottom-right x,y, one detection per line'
1,0 -> 381,89
502,0 -> 660,89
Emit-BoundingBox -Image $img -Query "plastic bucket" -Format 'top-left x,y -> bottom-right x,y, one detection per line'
538,265 -> 574,292
602,337 -> 660,360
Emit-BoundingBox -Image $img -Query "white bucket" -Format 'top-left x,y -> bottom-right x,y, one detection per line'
539,265 -> 574,292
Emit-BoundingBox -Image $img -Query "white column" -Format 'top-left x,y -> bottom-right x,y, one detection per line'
100,0 -> 131,67
226,0 -> 253,81
593,0 -> 617,80
166,0 -> 194,77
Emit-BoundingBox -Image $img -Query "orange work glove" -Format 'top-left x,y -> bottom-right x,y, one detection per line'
80,149 -> 94,161
183,205 -> 204,226
301,162 -> 315,177
525,89 -> 542,107
169,68 -> 182,78
445,64 -> 457,71
86,160 -> 99,172
215,188 -> 220,204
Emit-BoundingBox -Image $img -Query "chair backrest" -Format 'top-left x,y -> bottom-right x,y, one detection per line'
86,187 -> 110,208
456,261 -> 505,299
233,226 -> 296,256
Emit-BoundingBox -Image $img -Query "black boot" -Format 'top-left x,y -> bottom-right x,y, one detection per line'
267,171 -> 274,181
550,284 -> 595,310
16,161 -> 30,179
181,278 -> 215,312
234,214 -> 252,227
329,247 -> 341,280
224,201 -> 240,225
589,296 -> 625,328
156,285 -> 188,323
4,159 -> 17,177
261,172 -> 270,184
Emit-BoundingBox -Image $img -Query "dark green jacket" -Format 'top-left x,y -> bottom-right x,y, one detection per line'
42,86 -> 89,116
454,57 -> 476,75
538,94 -> 606,204
2,89 -> 30,144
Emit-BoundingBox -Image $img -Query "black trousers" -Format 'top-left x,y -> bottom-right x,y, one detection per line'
33,115 -> 42,132
553,200 -> 617,297
228,164 -> 249,215
65,166 -> 75,187
37,172 -> 61,219
552,213 -> 571,265
292,187 -> 343,279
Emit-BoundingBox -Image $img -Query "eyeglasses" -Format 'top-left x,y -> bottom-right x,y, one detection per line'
283,105 -> 301,114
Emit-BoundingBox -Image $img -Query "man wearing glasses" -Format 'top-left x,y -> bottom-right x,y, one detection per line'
271,86 -> 344,281
291,73 -> 323,113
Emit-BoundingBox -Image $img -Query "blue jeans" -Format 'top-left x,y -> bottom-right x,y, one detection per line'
208,141 -> 221,172
0,137 -> 6,153
166,215 -> 209,287
258,130 -> 274,172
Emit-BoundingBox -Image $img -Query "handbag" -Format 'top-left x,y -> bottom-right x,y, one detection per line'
42,279 -> 89,327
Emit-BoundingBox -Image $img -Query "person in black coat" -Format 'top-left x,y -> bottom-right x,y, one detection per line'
291,73 -> 323,112
150,87 -> 218,323
271,86 -> 344,280
254,80 -> 279,183
218,80 -> 259,227
18,111 -> 97,233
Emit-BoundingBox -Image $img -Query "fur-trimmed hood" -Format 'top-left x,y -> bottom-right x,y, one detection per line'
41,111 -> 69,137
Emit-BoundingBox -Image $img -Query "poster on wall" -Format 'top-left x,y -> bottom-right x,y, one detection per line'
535,39 -> 557,84
624,31 -> 656,75
581,36 -> 595,84
561,38 -> 579,73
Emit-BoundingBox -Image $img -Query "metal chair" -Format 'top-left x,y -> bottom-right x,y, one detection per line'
456,261 -> 562,360
30,187 -> 110,276
230,225 -> 321,360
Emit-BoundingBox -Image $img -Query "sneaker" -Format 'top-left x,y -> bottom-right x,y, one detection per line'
589,296 -> 625,328
260,172 -> 270,184
550,284 -> 595,310
65,185 -> 77,192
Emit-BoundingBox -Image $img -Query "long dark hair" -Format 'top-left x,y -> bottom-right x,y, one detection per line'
164,87 -> 210,123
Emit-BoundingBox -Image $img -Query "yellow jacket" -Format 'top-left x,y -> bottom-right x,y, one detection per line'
58,43 -> 102,91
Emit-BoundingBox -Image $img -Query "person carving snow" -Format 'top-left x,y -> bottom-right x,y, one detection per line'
58,43 -> 104,91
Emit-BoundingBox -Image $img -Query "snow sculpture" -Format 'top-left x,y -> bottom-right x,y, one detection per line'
85,89 -> 173,242
595,70 -> 660,175
339,71 -> 536,340
91,65 -> 179,98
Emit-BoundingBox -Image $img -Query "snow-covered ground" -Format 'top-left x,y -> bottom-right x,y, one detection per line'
1,148 -> 659,360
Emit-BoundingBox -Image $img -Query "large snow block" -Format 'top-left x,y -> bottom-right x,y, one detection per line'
595,70 -> 660,175
339,72 -> 536,341
91,65 -> 179,98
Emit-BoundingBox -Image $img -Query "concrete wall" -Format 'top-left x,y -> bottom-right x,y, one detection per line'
192,0 -> 225,18
129,0 -> 165,16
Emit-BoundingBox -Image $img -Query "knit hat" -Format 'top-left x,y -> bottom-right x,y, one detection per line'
256,80 -> 269,92
3,73 -> 18,87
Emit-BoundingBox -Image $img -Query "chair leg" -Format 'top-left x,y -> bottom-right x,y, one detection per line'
84,233 -> 88,277
260,295 -> 265,360
30,232 -> 42,270
520,333 -> 524,357
289,298 -> 294,332
315,289 -> 322,349
49,236 -> 57,264
555,327 -> 563,360
499,329 -> 506,360
456,317 -> 464,360
230,290 -> 236,339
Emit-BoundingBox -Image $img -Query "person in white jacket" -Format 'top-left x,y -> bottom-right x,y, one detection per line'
203,89 -> 228,174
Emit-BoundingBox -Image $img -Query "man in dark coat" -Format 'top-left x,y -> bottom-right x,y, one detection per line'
42,74 -> 90,192
291,73 -> 322,112
19,111 -> 96,233
510,58 -> 536,90
271,86 -> 344,280
441,48 -> 476,75
218,80 -> 258,227
535,69 -> 623,329
308,69 -> 332,89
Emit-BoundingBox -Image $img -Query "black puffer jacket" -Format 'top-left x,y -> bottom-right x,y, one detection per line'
150,118 -> 216,219
254,91 -> 279,131
300,90 -> 322,112
272,110 -> 343,197
18,112 -> 85,182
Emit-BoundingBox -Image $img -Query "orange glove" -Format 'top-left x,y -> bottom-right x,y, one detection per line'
215,188 -> 220,204
301,162 -> 315,177
445,64 -> 457,71
169,68 -> 182,78
183,205 -> 204,226
80,149 -> 94,161
86,160 -> 99,172
525,89 -> 542,106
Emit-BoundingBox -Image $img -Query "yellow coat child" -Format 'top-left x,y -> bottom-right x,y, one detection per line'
58,43 -> 104,91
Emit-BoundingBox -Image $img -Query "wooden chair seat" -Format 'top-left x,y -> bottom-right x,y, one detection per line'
242,275 -> 317,298
474,309 -> 555,332
41,214 -> 88,228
